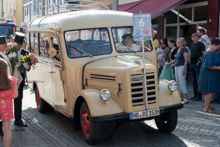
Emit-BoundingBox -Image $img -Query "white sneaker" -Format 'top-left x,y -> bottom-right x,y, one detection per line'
182,99 -> 189,104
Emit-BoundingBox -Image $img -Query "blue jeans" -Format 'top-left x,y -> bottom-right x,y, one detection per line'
211,93 -> 220,103
190,64 -> 202,99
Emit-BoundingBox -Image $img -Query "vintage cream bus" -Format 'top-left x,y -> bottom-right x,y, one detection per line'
25,10 -> 183,144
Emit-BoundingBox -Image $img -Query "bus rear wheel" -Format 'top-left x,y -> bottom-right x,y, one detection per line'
35,86 -> 54,113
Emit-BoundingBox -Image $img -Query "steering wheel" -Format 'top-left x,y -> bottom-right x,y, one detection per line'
117,46 -> 133,52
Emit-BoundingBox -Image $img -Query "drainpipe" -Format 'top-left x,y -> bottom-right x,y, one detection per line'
112,0 -> 118,11
1,0 -> 3,18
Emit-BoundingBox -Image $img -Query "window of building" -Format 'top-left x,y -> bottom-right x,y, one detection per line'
27,6 -> 28,15
39,33 -> 50,58
166,10 -> 177,24
164,2 -> 208,41
179,8 -> 192,23
194,6 -> 207,21
180,25 -> 197,46
166,26 -> 177,41
33,1 -> 36,14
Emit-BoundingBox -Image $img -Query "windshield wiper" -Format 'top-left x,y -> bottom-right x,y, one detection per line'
68,45 -> 93,58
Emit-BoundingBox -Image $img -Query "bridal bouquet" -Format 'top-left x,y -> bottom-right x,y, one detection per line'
5,43 -> 19,69
18,53 -> 38,73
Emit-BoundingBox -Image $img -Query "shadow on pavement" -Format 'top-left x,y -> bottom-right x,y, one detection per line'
21,107 -> 187,146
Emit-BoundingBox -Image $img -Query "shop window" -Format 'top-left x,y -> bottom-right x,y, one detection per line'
194,6 -> 207,21
180,25 -> 197,46
166,26 -> 177,40
179,8 -> 192,23
166,11 -> 177,24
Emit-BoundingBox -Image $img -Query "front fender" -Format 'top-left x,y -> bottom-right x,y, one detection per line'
158,79 -> 181,107
78,89 -> 123,116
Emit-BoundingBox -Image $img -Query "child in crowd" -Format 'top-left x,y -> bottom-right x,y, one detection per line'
201,35 -> 211,50
157,44 -> 166,76
0,58 -> 18,147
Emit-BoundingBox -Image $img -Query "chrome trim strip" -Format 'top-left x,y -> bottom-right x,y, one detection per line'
89,73 -> 116,77
89,78 -> 116,82
38,60 -> 62,70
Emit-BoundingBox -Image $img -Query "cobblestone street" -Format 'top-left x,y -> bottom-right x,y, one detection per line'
0,83 -> 220,147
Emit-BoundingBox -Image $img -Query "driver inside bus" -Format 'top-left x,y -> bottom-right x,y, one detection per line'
116,33 -> 140,52
70,39 -> 84,57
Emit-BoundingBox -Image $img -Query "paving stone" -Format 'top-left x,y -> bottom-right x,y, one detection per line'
0,80 -> 220,147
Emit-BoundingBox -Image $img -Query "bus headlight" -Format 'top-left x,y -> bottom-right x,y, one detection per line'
168,80 -> 178,92
100,89 -> 111,101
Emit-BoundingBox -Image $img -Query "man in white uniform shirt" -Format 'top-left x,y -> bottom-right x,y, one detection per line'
116,33 -> 141,52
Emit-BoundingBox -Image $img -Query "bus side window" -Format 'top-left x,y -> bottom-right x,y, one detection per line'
39,33 -> 50,58
30,32 -> 39,54
51,37 -> 61,61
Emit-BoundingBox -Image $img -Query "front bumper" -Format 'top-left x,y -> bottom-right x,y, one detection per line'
89,103 -> 183,122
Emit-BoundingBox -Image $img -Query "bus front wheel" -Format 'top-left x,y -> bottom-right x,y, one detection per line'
155,110 -> 178,133
80,102 -> 98,144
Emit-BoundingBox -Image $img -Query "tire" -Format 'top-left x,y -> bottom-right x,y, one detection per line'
80,102 -> 97,144
155,110 -> 178,133
35,86 -> 54,113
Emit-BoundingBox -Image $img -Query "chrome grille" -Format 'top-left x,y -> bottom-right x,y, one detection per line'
130,72 -> 156,106
90,74 -> 116,81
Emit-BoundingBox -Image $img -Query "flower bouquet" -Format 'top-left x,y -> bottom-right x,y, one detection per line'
18,53 -> 38,73
5,43 -> 19,69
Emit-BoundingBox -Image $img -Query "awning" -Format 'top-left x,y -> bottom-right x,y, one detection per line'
115,0 -> 187,18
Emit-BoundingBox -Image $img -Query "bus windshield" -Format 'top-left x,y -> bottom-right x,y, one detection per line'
65,28 -> 112,58
0,25 -> 15,39
112,27 -> 153,53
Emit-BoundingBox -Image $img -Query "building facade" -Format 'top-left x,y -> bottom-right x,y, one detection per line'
116,0 -> 220,45
0,0 -> 23,29
154,0 -> 220,45
22,0 -> 113,31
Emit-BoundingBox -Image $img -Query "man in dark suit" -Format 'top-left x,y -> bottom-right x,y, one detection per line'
0,36 -> 11,136
10,32 -> 29,127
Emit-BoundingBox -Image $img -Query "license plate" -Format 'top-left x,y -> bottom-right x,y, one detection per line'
130,108 -> 160,120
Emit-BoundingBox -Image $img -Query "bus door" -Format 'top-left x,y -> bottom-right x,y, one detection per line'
49,36 -> 66,112
35,32 -> 54,103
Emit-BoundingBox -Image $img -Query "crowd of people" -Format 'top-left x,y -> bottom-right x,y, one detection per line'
157,28 -> 220,113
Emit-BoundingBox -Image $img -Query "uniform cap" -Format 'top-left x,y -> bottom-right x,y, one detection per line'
14,32 -> 25,44
0,36 -> 7,44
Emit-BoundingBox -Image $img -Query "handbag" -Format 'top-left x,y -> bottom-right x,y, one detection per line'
197,56 -> 203,67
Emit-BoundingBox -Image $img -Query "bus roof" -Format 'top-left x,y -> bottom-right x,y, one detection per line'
27,10 -> 133,32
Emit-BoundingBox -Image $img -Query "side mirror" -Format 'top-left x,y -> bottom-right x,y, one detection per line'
48,48 -> 57,57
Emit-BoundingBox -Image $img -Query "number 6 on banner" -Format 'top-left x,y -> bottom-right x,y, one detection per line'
139,18 -> 145,27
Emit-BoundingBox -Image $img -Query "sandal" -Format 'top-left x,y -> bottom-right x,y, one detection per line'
182,99 -> 189,104
193,98 -> 202,101
209,105 -> 215,110
190,96 -> 196,100
204,109 -> 216,113
203,105 -> 215,110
